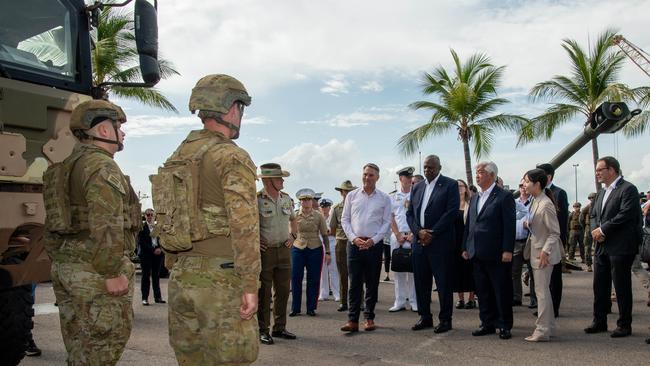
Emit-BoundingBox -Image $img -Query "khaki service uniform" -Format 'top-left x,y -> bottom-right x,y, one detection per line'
167,129 -> 261,366
257,189 -> 295,334
44,143 -> 141,366
329,201 -> 349,308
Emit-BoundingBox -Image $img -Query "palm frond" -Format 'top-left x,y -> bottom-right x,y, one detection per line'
110,86 -> 178,112
468,124 -> 495,159
397,121 -> 454,156
622,110 -> 650,137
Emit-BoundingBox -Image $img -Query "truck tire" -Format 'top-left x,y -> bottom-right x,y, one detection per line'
0,284 -> 34,366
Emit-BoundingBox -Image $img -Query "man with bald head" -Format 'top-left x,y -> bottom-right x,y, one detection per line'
406,155 -> 460,333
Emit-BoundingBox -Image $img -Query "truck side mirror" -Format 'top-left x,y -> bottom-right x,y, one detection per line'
589,102 -> 638,134
135,0 -> 160,85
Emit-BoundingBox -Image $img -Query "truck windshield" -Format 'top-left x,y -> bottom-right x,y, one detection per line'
0,0 -> 77,81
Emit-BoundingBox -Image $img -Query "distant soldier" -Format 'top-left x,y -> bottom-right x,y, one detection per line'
329,180 -> 358,312
567,202 -> 584,261
43,99 -> 141,365
257,163 -> 298,345
162,74 -> 261,365
581,193 -> 596,272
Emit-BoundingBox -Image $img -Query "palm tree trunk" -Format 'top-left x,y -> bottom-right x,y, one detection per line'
591,137 -> 600,192
462,136 -> 473,186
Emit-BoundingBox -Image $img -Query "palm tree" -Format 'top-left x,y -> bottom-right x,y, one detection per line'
93,3 -> 179,112
398,49 -> 527,185
517,28 -> 639,190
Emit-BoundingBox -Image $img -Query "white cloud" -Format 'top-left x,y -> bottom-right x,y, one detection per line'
122,114 -> 268,137
253,137 -> 271,143
320,74 -> 349,96
361,81 -> 384,92
628,152 -> 650,190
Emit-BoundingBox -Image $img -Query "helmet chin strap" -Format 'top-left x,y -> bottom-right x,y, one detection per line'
215,117 -> 241,139
271,179 -> 282,193
86,122 -> 123,151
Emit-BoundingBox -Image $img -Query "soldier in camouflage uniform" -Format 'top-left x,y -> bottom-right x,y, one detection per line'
580,193 -> 596,272
43,99 -> 141,365
567,202 -> 584,261
329,180 -> 358,312
166,74 -> 261,365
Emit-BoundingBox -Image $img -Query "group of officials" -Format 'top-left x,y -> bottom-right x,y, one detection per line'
41,72 -> 647,366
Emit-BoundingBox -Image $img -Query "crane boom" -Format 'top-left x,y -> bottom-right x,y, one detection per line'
613,35 -> 650,78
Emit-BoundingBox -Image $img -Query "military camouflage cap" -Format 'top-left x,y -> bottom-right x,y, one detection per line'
69,99 -> 125,131
189,74 -> 252,115
296,188 -> 316,200
588,192 -> 597,199
258,163 -> 290,178
334,180 -> 357,192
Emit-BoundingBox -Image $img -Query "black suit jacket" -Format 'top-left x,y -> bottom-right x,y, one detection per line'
137,223 -> 158,257
406,175 -> 460,253
590,178 -> 642,256
462,185 -> 516,261
549,184 -> 569,246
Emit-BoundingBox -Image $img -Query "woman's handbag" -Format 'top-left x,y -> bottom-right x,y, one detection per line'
391,247 -> 413,272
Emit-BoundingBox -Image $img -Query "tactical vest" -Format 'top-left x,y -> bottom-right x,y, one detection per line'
43,145 -> 141,253
150,132 -> 233,253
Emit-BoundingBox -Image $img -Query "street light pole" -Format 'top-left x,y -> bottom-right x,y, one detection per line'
572,163 -> 579,203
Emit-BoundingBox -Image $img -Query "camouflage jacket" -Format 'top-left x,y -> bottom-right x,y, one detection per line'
580,204 -> 591,231
568,210 -> 582,231
44,143 -> 141,278
177,129 -> 261,293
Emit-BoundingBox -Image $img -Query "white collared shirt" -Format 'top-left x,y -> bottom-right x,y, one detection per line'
148,222 -> 158,247
341,187 -> 392,244
602,175 -> 622,210
477,182 -> 496,213
419,174 -> 440,225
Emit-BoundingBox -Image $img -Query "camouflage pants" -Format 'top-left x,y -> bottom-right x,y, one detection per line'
51,261 -> 134,366
169,256 -> 259,366
568,230 -> 584,260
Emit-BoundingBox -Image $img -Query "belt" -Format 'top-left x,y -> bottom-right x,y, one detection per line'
220,262 -> 234,269
515,239 -> 527,242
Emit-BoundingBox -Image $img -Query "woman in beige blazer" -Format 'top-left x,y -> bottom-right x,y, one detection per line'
523,168 -> 564,342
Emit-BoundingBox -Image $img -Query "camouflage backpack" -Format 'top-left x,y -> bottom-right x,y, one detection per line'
42,152 -> 85,235
150,138 -> 229,252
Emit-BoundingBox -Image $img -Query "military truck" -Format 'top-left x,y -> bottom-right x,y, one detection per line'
0,0 -> 160,363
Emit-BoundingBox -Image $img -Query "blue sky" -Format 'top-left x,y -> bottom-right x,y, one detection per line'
113,0 -> 650,209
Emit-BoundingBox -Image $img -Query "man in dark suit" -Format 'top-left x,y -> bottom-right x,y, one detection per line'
462,161 -> 516,340
406,155 -> 460,333
585,156 -> 643,337
537,163 -> 568,318
138,208 -> 165,305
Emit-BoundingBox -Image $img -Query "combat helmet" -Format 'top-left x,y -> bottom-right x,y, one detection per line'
69,99 -> 126,151
189,74 -> 251,139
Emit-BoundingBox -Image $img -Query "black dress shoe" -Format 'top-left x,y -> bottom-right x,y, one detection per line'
434,321 -> 452,334
142,300 -> 150,306
289,311 -> 300,317
584,322 -> 608,334
337,304 -> 348,312
411,318 -> 434,331
455,300 -> 465,309
610,327 -> 631,338
645,337 -> 650,344
306,310 -> 316,316
259,332 -> 274,345
155,298 -> 166,304
271,329 -> 297,339
472,326 -> 496,336
498,329 -> 512,340
464,300 -> 476,309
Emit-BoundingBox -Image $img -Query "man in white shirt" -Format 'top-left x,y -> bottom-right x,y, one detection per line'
340,163 -> 392,332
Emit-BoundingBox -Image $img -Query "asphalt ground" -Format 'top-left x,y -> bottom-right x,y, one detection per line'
21,265 -> 650,365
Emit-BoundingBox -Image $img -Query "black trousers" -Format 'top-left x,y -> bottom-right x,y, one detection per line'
140,253 -> 163,301
593,253 -> 635,328
472,258 -> 513,330
347,241 -> 383,322
413,249 -> 454,322
550,262 -> 562,317
383,243 -> 391,274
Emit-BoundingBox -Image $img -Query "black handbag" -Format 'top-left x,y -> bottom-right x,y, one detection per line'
640,227 -> 650,263
391,247 -> 413,273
